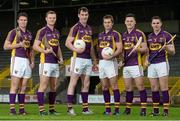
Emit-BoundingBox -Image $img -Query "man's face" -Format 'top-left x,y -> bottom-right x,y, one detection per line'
46,13 -> 56,26
103,18 -> 113,31
151,19 -> 162,32
125,17 -> 136,30
78,10 -> 89,24
18,16 -> 28,28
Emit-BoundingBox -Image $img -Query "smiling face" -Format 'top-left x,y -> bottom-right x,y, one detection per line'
46,13 -> 56,26
18,16 -> 28,29
125,16 -> 136,30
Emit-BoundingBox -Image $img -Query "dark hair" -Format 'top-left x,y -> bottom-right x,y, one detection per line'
17,12 -> 28,19
151,16 -> 162,22
78,7 -> 88,14
103,14 -> 114,23
46,10 -> 56,17
125,13 -> 136,20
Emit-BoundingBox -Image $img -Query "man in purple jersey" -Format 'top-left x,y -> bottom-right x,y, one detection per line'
121,13 -> 148,116
3,12 -> 34,115
65,7 -> 97,115
98,15 -> 122,115
33,11 -> 63,116
146,16 -> 175,116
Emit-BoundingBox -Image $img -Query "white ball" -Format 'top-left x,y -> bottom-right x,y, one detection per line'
101,47 -> 114,58
73,39 -> 86,49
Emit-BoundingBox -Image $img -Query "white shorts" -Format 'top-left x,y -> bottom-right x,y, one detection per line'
10,56 -> 31,78
148,62 -> 169,78
99,59 -> 118,79
39,63 -> 59,78
123,65 -> 144,78
70,57 -> 92,75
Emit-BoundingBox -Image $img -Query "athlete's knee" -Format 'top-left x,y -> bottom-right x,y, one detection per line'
111,83 -> 118,90
19,85 -> 27,92
102,84 -> 110,90
151,84 -> 159,91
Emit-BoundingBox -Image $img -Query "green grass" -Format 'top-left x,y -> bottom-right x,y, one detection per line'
0,104 -> 180,120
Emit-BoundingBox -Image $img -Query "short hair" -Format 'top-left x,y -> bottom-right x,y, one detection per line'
125,13 -> 136,20
17,12 -> 28,19
78,7 -> 88,14
103,14 -> 114,23
46,10 -> 56,17
151,16 -> 162,22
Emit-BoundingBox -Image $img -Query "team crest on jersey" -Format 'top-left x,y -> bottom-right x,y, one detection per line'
24,40 -> 30,48
82,35 -> 92,43
48,39 -> 59,46
99,41 -> 110,48
124,42 -> 134,50
153,38 -> 157,42
131,36 -> 135,42
149,43 -> 162,50
159,37 -> 165,42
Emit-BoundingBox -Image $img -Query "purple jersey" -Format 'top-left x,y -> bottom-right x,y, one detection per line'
35,26 -> 60,64
147,30 -> 172,64
71,22 -> 92,59
6,28 -> 33,58
122,28 -> 146,66
98,29 -> 121,59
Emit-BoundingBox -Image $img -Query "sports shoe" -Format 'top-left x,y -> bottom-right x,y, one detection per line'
113,112 -> 120,115
123,110 -> 130,115
162,112 -> 168,117
9,112 -> 17,116
39,111 -> 48,116
82,109 -> 93,115
67,108 -> 76,116
140,111 -> 146,116
103,111 -> 112,116
49,110 -> 60,115
149,112 -> 160,116
19,111 -> 28,115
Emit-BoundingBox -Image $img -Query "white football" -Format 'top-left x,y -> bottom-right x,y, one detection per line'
101,47 -> 114,58
73,39 -> 86,50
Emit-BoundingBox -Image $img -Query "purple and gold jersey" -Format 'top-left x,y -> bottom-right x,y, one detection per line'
71,22 -> 92,59
147,30 -> 172,64
35,26 -> 60,64
6,28 -> 33,58
122,28 -> 146,66
98,29 -> 121,59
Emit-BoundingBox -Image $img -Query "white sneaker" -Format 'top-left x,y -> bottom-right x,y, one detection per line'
82,109 -> 94,115
67,108 -> 76,116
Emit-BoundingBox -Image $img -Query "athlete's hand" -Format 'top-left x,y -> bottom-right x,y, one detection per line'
19,41 -> 25,48
58,58 -> 64,65
75,48 -> 85,54
118,60 -> 124,68
44,47 -> 53,54
92,65 -> 98,73
30,63 -> 35,69
103,54 -> 113,60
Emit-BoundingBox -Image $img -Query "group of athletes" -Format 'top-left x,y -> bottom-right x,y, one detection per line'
3,6 -> 175,117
